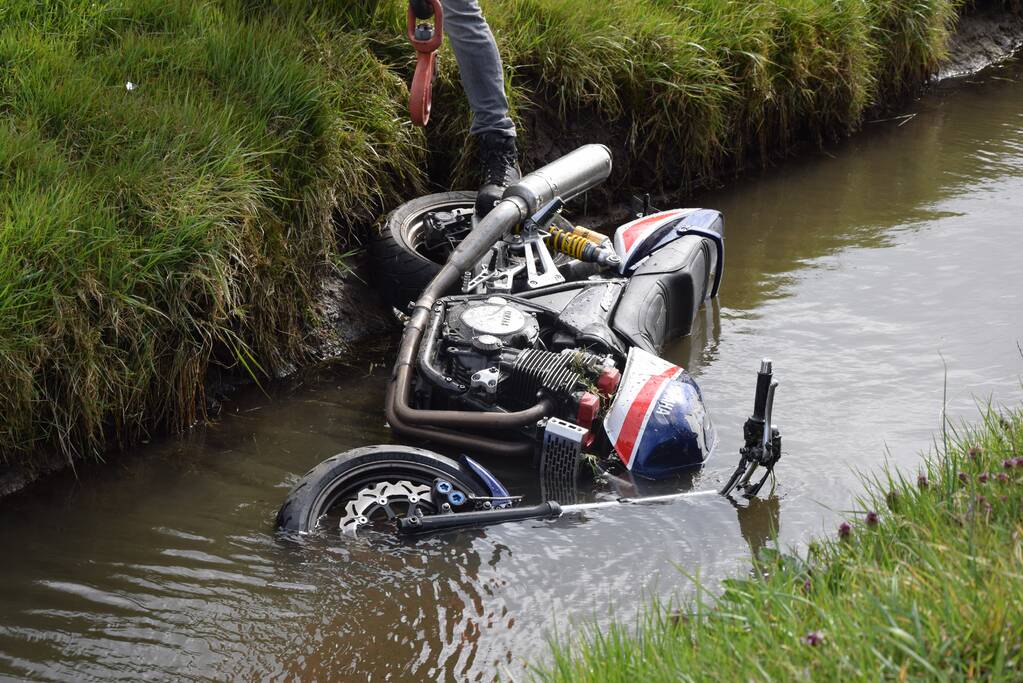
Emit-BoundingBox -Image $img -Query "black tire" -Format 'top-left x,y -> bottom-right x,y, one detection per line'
370,192 -> 476,310
275,445 -> 489,532
369,191 -> 574,310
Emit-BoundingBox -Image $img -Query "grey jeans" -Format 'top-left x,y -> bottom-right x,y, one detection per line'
441,0 -> 516,137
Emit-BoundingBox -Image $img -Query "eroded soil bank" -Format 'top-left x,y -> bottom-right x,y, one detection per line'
940,4 -> 1023,77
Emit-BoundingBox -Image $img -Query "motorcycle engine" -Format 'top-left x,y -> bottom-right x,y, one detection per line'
424,296 -> 617,427
446,297 -> 540,354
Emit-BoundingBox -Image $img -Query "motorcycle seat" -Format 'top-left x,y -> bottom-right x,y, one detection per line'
611,235 -> 717,355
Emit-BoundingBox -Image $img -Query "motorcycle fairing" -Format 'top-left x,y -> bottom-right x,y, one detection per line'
603,347 -> 716,478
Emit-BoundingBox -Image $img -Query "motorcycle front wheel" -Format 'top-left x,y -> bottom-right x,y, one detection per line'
275,445 -> 489,534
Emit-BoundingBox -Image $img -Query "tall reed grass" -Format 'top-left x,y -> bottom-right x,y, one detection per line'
536,407 -> 1023,681
0,0 -> 968,466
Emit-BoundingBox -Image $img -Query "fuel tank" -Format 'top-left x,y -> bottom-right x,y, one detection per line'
603,348 -> 717,478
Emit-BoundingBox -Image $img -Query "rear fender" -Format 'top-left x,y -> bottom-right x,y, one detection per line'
614,209 -> 724,292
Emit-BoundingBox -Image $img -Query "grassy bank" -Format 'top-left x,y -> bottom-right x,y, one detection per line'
536,406 -> 1023,681
385,0 -> 962,187
0,0 -> 423,464
0,0 -> 970,467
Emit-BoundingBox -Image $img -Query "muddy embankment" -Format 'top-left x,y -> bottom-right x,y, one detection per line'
940,5 -> 1023,78
2,6 -> 1022,499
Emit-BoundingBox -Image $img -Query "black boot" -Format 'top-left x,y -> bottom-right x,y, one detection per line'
475,132 -> 521,217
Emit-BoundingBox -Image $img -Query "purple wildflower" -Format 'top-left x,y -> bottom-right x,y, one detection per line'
865,511 -> 879,527
979,472 -> 989,484
838,521 -> 852,539
918,472 -> 929,489
958,471 -> 968,484
968,446 -> 982,460
803,631 -> 824,646
997,472 -> 1009,483
1003,459 -> 1014,470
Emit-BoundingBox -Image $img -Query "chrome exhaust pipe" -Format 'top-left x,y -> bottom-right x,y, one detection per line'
503,143 -> 614,215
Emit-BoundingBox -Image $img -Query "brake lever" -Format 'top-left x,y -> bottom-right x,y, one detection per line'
762,380 -> 777,450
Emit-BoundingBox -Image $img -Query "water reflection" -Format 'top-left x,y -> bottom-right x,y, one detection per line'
733,495 -> 781,562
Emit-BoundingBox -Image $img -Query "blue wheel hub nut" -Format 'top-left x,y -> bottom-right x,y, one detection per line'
447,490 -> 466,506
435,480 -> 453,494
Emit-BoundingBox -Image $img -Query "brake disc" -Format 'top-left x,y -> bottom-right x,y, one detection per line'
338,481 -> 434,536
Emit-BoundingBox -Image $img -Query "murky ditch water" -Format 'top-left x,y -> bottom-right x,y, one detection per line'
2,61 -> 1023,681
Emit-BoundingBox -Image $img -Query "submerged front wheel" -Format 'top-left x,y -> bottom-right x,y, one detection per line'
275,446 -> 490,533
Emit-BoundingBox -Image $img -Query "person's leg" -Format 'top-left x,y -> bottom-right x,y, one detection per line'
440,0 -> 515,137
439,0 -> 519,214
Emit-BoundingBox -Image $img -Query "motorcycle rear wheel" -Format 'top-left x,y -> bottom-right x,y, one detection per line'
275,445 -> 489,533
369,191 -> 573,309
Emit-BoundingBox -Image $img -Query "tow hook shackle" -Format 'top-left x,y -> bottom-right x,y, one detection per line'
408,0 -> 444,127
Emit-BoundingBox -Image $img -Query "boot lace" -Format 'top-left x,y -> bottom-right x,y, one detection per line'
480,139 -> 517,187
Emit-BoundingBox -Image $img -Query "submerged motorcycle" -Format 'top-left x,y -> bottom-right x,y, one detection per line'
277,145 -> 782,536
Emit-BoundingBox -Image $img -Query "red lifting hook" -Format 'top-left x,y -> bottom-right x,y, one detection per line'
408,0 -> 443,127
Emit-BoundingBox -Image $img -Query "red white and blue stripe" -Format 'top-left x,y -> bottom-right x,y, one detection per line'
603,348 -> 716,477
612,209 -> 689,273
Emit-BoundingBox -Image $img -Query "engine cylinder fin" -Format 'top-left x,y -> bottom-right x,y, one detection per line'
502,349 -> 584,408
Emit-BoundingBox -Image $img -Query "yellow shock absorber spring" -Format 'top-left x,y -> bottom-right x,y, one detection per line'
545,226 -> 590,260
571,224 -> 608,245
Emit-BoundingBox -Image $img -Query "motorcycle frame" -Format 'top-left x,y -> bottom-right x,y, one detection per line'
384,145 -> 615,455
